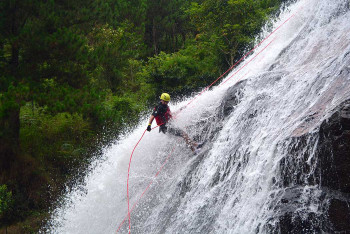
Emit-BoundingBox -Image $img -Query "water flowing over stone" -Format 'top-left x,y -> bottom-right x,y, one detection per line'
44,0 -> 350,233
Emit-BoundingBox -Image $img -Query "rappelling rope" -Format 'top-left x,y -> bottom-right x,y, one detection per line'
126,129 -> 147,233
117,140 -> 178,233
121,10 -> 298,234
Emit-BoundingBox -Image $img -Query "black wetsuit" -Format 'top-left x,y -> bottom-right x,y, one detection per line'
152,102 -> 182,136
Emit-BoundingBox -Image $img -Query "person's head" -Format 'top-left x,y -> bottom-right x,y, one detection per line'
160,93 -> 170,105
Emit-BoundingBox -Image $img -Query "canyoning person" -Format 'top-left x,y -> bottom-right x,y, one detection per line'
147,93 -> 203,154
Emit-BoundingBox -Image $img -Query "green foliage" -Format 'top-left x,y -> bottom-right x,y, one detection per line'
139,40 -> 221,95
144,0 -> 191,55
20,104 -> 94,170
0,184 -> 13,217
187,0 -> 280,66
87,23 -> 146,93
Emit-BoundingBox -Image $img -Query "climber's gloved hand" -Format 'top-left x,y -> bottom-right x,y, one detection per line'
147,124 -> 152,132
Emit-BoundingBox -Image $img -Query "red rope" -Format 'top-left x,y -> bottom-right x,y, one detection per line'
121,10 -> 298,234
126,129 -> 147,233
220,37 -> 277,87
118,140 -> 178,233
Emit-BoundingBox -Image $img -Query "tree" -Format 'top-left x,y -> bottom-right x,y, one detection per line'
186,0 -> 280,67
0,0 -> 95,169
0,184 -> 13,229
144,0 -> 191,55
138,39 -> 220,96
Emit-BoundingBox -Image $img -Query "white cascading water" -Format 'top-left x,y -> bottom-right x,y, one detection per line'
43,0 -> 350,233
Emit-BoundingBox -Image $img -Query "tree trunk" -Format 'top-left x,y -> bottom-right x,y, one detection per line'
230,52 -> 234,67
10,43 -> 19,68
0,24 -> 22,171
152,18 -> 158,54
0,105 -> 20,171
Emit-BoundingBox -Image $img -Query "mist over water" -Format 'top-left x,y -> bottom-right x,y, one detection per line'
44,0 -> 350,233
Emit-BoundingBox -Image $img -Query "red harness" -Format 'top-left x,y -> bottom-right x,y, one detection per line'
154,106 -> 172,126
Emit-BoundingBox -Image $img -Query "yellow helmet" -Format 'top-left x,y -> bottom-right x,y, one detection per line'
160,93 -> 171,102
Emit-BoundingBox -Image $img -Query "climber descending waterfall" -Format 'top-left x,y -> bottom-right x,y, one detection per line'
44,0 -> 350,233
147,93 -> 204,154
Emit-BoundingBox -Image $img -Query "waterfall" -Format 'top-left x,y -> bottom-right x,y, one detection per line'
43,0 -> 350,233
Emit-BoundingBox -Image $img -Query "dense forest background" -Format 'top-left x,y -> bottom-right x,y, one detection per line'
0,0 -> 282,232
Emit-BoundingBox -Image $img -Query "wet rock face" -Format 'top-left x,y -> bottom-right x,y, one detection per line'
216,82 -> 350,233
318,100 -> 350,193
318,100 -> 350,233
219,80 -> 247,119
275,99 -> 350,233
179,80 -> 248,194
268,187 -> 324,233
328,198 -> 350,232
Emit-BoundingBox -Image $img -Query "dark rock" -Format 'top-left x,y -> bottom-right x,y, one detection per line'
276,213 -> 317,234
190,80 -> 247,143
279,135 -> 320,188
328,198 -> 350,232
219,80 -> 247,118
318,99 -> 350,193
275,99 -> 350,233
277,212 -> 322,234
266,187 -> 324,233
